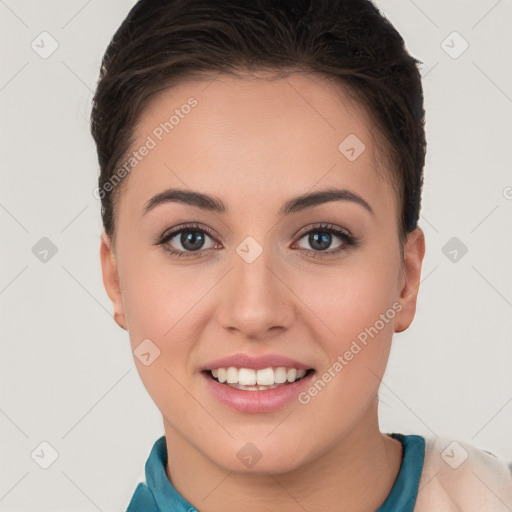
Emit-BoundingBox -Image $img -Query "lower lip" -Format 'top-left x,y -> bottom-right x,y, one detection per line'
202,371 -> 315,413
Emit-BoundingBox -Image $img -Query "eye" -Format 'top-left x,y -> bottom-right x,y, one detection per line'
155,222 -> 359,259
294,223 -> 358,257
156,224 -> 219,258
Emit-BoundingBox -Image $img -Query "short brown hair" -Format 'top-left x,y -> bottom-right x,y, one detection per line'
90,0 -> 426,248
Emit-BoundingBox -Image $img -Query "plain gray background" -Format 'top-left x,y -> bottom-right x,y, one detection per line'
1,0 -> 511,510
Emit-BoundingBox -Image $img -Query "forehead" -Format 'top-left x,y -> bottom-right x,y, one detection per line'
118,71 -> 395,221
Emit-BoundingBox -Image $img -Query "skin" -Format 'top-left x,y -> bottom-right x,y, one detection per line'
100,71 -> 425,511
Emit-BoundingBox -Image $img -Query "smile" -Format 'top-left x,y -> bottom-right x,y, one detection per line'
208,366 -> 312,390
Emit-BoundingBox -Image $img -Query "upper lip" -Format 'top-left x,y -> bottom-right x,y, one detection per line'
201,353 -> 313,371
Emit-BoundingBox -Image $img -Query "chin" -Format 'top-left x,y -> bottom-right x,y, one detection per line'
205,437 -> 312,475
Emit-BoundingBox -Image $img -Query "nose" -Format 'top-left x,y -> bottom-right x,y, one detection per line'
215,239 -> 295,340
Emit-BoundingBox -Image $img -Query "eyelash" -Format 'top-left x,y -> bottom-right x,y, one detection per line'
155,223 -> 359,259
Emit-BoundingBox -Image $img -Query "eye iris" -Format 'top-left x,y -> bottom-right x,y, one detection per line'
310,231 -> 331,251
181,230 -> 205,251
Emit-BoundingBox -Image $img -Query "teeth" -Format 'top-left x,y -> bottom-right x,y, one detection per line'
226,367 -> 238,384
239,368 -> 257,386
257,367 -> 274,386
209,366 -> 309,387
217,368 -> 227,383
274,367 -> 287,383
287,368 -> 297,382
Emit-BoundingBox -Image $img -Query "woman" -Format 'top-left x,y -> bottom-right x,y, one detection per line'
90,0 -> 512,510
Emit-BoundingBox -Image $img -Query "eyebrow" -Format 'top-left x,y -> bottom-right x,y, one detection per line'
142,187 -> 374,217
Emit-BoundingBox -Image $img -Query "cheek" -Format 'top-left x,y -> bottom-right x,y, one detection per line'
118,243 -> 207,340
294,271 -> 398,428
298,252 -> 401,392
304,257 -> 400,339
117,253 -> 211,411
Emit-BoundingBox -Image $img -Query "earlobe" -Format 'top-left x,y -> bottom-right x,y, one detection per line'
99,230 -> 128,331
394,227 -> 426,334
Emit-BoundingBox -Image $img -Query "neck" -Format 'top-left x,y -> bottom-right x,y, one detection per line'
163,399 -> 402,512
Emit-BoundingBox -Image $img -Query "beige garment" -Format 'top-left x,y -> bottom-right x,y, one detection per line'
414,437 -> 512,511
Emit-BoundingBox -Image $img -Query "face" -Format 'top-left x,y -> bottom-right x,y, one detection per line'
100,71 -> 424,474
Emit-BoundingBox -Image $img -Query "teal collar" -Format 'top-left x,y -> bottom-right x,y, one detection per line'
376,433 -> 425,511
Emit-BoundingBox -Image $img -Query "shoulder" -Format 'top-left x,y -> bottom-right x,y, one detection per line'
413,436 -> 512,512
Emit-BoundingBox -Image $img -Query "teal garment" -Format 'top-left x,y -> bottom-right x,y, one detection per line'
376,433 -> 425,511
127,433 -> 425,512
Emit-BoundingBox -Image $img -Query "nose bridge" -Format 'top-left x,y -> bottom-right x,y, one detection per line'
217,234 -> 293,337
235,235 -> 275,293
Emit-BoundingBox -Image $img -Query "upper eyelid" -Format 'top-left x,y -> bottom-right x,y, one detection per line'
296,223 -> 351,236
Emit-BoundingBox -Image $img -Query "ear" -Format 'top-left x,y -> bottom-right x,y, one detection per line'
394,227 -> 425,333
100,230 -> 128,330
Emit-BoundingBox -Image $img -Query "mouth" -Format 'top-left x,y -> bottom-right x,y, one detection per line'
203,367 -> 315,391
